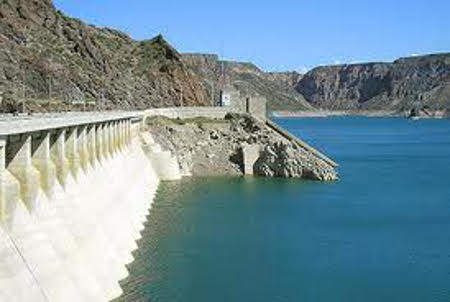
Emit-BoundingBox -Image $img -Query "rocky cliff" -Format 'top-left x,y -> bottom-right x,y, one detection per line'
296,53 -> 450,114
182,53 -> 314,112
0,0 -> 209,112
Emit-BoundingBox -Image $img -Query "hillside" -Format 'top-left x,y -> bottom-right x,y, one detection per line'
0,0 -> 209,112
182,53 -> 314,112
296,53 -> 450,114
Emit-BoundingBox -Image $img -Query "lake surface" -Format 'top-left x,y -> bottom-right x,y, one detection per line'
117,117 -> 450,302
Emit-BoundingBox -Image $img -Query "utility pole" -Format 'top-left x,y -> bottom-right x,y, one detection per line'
21,83 -> 25,113
180,85 -> 184,107
21,71 -> 26,114
211,82 -> 214,106
48,75 -> 52,100
204,80 -> 215,106
101,89 -> 105,111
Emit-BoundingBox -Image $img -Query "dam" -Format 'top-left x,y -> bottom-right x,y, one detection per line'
0,106 -> 337,302
0,112 -> 158,301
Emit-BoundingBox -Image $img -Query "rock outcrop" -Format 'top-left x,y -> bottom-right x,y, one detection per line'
0,0 -> 209,112
407,106 -> 447,119
296,53 -> 450,114
146,114 -> 338,181
255,141 -> 336,180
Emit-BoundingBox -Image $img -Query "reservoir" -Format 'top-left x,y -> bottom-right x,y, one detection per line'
117,117 -> 450,302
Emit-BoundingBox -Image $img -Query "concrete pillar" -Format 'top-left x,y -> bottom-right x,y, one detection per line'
102,123 -> 111,159
126,120 -> 131,144
107,122 -> 115,155
77,126 -> 89,173
65,127 -> 80,180
129,120 -> 133,143
116,121 -> 121,151
109,122 -> 116,154
0,138 -> 5,221
112,122 -> 119,153
130,120 -> 140,142
121,121 -> 125,146
96,124 -> 104,162
243,144 -> 260,175
115,122 -> 121,150
0,138 -> 7,222
31,131 -> 56,198
119,120 -> 125,148
86,125 -> 96,168
108,122 -> 115,155
124,120 -> 129,145
5,134 -> 40,211
50,130 -> 70,188
108,122 -> 115,156
117,121 -> 122,149
0,137 -> 20,227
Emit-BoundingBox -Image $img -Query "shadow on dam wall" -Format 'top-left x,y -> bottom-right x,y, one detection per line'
0,115 -> 183,302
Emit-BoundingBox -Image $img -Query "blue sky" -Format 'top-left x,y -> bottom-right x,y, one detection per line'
54,0 -> 449,72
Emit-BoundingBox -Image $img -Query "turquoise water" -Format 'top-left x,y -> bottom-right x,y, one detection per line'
118,117 -> 450,302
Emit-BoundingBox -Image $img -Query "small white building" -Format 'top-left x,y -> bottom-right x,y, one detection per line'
219,90 -> 231,107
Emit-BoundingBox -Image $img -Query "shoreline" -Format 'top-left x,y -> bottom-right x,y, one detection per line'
271,110 -> 449,119
271,110 -> 403,118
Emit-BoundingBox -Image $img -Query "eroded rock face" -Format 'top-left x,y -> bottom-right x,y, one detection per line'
147,114 -> 338,181
296,54 -> 450,112
255,142 -> 337,181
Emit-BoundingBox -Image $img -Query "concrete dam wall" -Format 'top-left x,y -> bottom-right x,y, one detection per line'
0,112 -> 181,302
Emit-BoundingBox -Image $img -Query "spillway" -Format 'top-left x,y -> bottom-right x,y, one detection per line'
0,114 -> 181,302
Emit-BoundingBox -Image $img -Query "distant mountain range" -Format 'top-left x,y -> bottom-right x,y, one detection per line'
183,52 -> 450,115
296,53 -> 450,113
0,0 -> 448,115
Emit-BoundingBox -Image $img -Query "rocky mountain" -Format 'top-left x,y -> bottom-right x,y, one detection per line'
182,53 -> 314,112
0,0 -> 209,113
296,53 -> 450,113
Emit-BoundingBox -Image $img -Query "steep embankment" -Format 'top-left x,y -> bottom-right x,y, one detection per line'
182,53 -> 314,112
296,53 -> 450,115
0,0 -> 209,112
